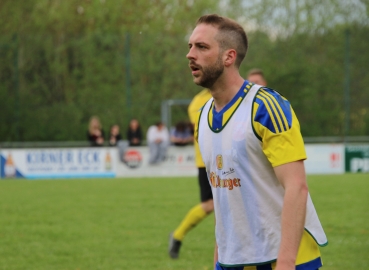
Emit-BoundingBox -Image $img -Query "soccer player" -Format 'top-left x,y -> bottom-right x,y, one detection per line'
168,70 -> 268,259
246,68 -> 267,86
187,14 -> 328,270
168,88 -> 212,259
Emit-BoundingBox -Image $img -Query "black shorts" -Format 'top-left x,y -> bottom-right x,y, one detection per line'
198,167 -> 213,202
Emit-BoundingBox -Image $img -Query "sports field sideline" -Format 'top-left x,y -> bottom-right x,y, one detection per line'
0,174 -> 368,270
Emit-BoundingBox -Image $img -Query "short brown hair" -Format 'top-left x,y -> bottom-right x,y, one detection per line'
247,68 -> 265,78
196,14 -> 248,68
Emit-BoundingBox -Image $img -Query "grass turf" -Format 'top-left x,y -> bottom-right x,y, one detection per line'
0,174 -> 368,270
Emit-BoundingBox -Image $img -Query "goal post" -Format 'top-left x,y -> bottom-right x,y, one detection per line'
161,99 -> 192,129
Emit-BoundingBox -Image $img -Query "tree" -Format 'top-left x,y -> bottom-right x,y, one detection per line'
0,0 -> 368,141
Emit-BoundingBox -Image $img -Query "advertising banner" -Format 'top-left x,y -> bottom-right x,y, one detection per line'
345,145 -> 369,173
2,143 -> 357,179
0,148 -> 116,179
115,145 -> 197,178
304,144 -> 344,174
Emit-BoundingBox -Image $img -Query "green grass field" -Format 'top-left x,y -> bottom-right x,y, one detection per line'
0,174 -> 368,270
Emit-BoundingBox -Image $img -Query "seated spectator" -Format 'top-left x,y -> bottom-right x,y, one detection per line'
188,121 -> 195,136
127,119 -> 143,146
108,124 -> 122,146
147,121 -> 170,165
170,121 -> 194,146
87,116 -> 105,147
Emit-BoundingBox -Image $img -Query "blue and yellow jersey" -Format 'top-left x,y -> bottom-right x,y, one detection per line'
207,81 -> 306,167
188,89 -> 212,167
204,81 -> 322,269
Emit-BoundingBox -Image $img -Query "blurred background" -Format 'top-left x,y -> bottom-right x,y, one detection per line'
0,0 -> 368,143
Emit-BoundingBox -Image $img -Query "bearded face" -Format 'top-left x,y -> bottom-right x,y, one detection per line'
187,24 -> 226,89
191,54 -> 224,89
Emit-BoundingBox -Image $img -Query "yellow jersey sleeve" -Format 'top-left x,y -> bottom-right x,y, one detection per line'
188,89 -> 212,124
252,88 -> 307,167
188,89 -> 212,168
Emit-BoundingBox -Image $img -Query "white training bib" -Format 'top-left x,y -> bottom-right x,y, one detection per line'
198,84 -> 327,266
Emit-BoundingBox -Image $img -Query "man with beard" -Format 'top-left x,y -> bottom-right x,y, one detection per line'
187,14 -> 327,270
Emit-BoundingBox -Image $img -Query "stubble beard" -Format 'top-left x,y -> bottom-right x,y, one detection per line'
194,56 -> 224,89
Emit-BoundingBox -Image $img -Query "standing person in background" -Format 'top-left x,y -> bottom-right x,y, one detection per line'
127,119 -> 143,146
147,121 -> 170,165
168,89 -> 212,259
108,124 -> 122,146
87,116 -> 105,147
187,14 -> 327,270
247,68 -> 267,86
169,71 -> 268,259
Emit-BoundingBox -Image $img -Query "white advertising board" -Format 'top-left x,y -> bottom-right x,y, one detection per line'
304,144 -> 344,174
0,144 -> 346,179
0,148 -> 116,179
115,145 -> 197,178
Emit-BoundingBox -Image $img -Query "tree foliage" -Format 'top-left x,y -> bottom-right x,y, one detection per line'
0,0 -> 368,141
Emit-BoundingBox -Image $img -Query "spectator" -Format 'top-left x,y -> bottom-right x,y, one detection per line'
108,124 -> 122,146
147,121 -> 170,164
127,119 -> 143,146
187,121 -> 195,136
87,116 -> 105,147
170,121 -> 194,146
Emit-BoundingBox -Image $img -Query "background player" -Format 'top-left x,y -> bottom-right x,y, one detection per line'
168,69 -> 269,259
246,68 -> 267,86
168,88 -> 212,259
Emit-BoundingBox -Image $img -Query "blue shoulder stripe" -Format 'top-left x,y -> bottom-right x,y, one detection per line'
254,88 -> 292,134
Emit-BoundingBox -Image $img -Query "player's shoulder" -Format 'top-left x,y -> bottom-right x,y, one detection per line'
189,89 -> 212,110
188,89 -> 212,122
193,89 -> 211,101
254,87 -> 288,103
253,87 -> 293,133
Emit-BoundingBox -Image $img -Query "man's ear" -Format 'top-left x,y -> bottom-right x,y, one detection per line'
223,49 -> 237,67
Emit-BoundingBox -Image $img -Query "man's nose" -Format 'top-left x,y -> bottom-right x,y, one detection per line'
186,47 -> 195,60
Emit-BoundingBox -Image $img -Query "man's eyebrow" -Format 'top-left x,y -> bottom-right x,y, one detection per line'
194,42 -> 209,47
188,40 -> 210,48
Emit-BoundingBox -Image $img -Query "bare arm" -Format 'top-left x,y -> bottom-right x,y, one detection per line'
274,160 -> 308,270
214,215 -> 218,268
